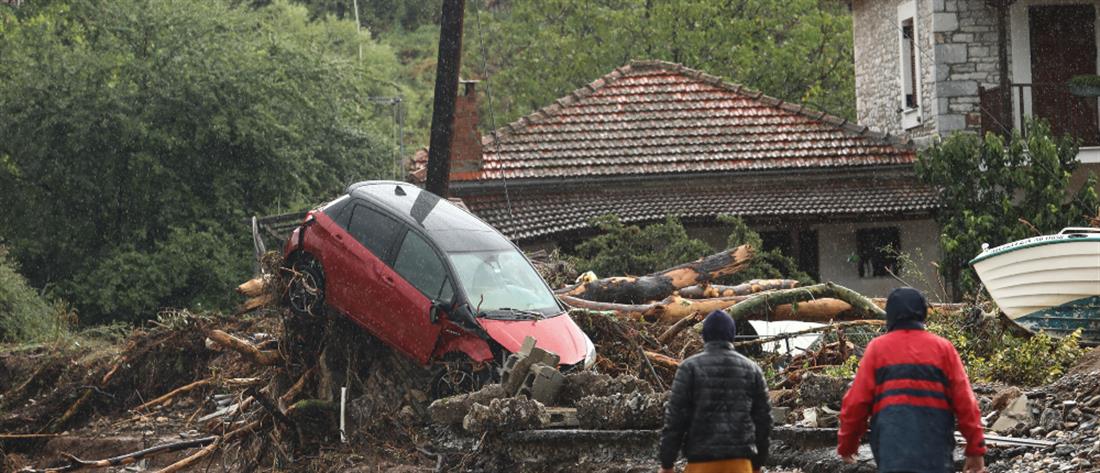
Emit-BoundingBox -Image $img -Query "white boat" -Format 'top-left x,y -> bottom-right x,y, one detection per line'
970,228 -> 1100,341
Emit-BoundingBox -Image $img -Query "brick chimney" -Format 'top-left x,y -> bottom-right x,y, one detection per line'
451,80 -> 483,174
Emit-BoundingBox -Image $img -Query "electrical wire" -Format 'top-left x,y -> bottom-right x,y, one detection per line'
472,0 -> 515,222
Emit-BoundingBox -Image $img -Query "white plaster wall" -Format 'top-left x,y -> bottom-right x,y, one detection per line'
814,218 -> 946,300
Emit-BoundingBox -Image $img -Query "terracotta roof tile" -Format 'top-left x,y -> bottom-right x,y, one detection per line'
410,60 -> 914,182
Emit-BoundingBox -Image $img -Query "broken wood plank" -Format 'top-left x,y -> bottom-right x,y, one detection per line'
557,245 -> 754,304
643,350 -> 681,370
658,312 -> 704,345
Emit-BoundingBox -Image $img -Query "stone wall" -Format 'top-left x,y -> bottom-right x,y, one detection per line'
932,0 -> 1003,135
853,0 -> 1007,143
852,0 -> 938,143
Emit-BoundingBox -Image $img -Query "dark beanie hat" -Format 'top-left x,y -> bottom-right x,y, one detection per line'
702,310 -> 737,343
885,287 -> 929,331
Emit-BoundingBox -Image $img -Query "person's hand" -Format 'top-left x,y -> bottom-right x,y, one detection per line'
964,455 -> 986,473
840,453 -> 857,464
658,467 -> 675,473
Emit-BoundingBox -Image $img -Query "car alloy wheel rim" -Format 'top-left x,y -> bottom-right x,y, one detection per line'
289,270 -> 320,314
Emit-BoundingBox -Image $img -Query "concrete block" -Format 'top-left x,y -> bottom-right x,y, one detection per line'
517,363 -> 565,405
933,12 -> 958,32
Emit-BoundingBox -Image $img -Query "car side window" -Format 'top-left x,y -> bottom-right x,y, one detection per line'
346,204 -> 401,260
393,230 -> 452,301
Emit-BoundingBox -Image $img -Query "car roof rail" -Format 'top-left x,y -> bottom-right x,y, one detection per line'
345,180 -> 410,194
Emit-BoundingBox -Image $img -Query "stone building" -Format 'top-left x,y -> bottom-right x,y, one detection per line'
410,61 -> 945,298
851,0 -> 1100,179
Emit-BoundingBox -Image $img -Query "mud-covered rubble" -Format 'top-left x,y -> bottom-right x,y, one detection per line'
985,368 -> 1100,473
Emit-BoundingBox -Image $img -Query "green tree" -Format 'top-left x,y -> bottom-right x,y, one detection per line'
917,122 -> 1099,298
569,215 -> 712,277
470,0 -> 854,125
719,216 -> 813,285
0,0 -> 400,323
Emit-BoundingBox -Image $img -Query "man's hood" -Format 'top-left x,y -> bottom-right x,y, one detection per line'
885,287 -> 928,331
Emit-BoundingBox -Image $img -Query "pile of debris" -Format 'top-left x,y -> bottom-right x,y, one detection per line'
983,353 -> 1100,473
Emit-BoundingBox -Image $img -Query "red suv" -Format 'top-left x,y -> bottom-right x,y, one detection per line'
283,181 -> 595,386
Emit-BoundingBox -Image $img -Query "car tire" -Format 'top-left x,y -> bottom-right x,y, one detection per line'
286,255 -> 325,317
429,356 -> 495,399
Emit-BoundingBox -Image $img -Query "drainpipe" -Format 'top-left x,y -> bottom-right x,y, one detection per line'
425,0 -> 466,198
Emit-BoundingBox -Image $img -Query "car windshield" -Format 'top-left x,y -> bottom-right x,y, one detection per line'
448,250 -> 560,317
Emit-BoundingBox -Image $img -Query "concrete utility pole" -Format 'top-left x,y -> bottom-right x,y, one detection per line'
425,0 -> 466,197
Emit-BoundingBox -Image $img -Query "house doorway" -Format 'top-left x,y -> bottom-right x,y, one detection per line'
1028,5 -> 1100,144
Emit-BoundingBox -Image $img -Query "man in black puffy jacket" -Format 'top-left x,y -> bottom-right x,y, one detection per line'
659,310 -> 771,473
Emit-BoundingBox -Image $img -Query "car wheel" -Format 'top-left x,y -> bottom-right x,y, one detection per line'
287,255 -> 325,317
430,356 -> 495,399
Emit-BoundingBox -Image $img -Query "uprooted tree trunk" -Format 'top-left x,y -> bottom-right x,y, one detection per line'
559,294 -> 748,324
677,279 -> 800,299
725,282 -> 886,322
556,245 -> 754,304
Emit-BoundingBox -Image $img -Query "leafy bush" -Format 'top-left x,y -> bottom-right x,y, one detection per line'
928,310 -> 1084,386
569,215 -> 712,277
0,246 -> 71,343
917,121 -> 1099,298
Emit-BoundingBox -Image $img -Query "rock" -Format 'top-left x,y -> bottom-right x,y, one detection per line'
992,395 -> 1033,434
557,372 -> 652,406
797,374 -> 850,409
798,407 -> 819,428
1040,408 -> 1063,431
991,387 -> 1023,412
462,397 -> 548,433
428,384 -> 506,425
575,391 -> 668,429
771,407 -> 791,425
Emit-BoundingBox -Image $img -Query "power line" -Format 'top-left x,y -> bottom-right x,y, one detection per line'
472,0 -> 514,221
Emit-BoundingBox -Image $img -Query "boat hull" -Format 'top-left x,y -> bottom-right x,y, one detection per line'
971,234 -> 1100,340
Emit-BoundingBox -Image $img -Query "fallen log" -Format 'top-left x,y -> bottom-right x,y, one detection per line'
17,436 -> 218,473
205,330 -> 282,366
134,377 -> 262,412
658,312 -> 704,345
726,282 -> 885,321
236,276 -> 269,297
678,279 -> 800,299
732,320 -> 885,349
643,351 -> 681,370
557,245 -> 754,304
559,294 -> 748,324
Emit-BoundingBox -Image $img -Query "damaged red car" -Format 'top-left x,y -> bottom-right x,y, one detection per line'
282,181 -> 595,392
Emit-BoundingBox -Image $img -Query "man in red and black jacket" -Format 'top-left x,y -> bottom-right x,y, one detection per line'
837,287 -> 987,473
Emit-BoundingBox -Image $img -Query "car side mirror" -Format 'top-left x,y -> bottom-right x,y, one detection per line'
429,300 -> 447,324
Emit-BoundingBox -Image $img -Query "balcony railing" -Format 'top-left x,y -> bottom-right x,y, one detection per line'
979,83 -> 1100,146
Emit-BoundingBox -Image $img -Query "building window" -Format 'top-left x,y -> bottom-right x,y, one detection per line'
856,228 -> 901,278
901,18 -> 918,109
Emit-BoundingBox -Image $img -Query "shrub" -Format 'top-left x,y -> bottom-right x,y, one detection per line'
0,246 -> 70,343
928,310 -> 1084,386
719,215 -> 814,285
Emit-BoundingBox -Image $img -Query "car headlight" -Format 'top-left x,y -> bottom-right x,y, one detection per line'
583,334 -> 597,370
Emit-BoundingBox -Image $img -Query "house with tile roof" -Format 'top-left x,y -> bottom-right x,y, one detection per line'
410,60 -> 943,297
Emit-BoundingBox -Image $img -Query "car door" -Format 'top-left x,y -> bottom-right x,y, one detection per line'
331,202 -> 404,337
379,227 -> 451,364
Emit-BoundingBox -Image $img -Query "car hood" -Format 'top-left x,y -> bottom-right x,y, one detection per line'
478,314 -> 588,366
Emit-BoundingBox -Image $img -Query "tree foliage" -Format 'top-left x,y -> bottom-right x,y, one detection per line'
471,0 -> 855,124
0,246 -> 70,343
917,121 -> 1099,297
719,216 -> 814,285
569,215 -> 712,277
0,0 -> 398,322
